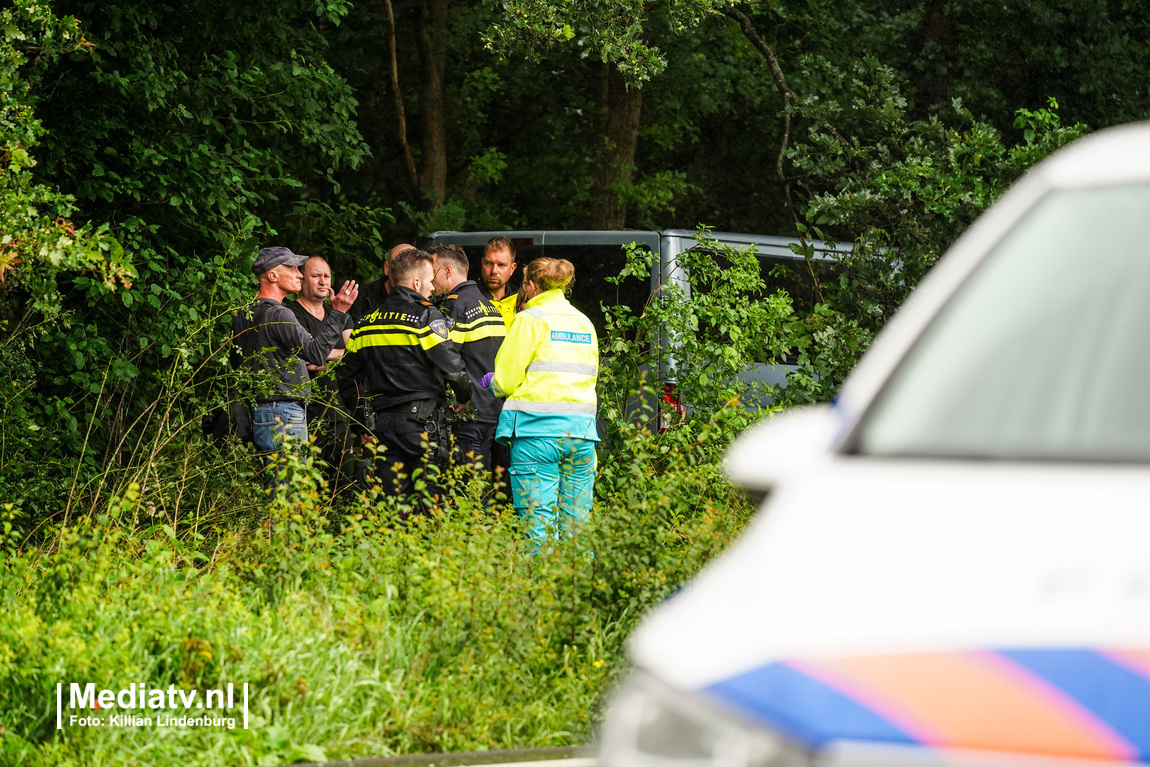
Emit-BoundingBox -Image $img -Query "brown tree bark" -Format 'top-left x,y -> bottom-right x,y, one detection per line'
382,0 -> 419,192
588,61 -> 643,229
417,0 -> 448,206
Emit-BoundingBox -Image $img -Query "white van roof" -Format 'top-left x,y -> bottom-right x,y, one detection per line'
426,229 -> 852,262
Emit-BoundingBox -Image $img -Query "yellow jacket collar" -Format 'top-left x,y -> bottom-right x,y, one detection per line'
525,288 -> 566,309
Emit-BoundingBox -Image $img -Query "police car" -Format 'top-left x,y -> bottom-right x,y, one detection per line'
598,124 -> 1150,766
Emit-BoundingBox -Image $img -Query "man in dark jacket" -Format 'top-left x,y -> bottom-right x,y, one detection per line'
478,235 -> 519,328
339,248 -> 471,505
431,244 -> 506,474
232,246 -> 358,489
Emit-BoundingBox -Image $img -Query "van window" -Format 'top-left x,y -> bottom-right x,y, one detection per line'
687,249 -> 828,311
550,244 -> 653,337
456,242 -> 653,338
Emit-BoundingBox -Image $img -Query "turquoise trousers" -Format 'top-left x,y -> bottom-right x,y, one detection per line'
508,436 -> 597,543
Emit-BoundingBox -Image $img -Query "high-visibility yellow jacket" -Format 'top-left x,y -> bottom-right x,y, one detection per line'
491,293 -> 518,329
492,289 -> 599,443
478,284 -> 518,328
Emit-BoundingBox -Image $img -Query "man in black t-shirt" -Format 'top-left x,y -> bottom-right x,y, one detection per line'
286,256 -> 357,494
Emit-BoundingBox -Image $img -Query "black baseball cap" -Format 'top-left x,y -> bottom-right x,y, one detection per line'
252,246 -> 308,274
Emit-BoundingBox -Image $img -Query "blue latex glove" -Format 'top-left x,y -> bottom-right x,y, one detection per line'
480,372 -> 495,389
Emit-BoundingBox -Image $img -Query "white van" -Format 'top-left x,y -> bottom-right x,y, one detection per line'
425,229 -> 850,408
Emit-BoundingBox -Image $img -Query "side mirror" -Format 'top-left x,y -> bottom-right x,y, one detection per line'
723,405 -> 843,501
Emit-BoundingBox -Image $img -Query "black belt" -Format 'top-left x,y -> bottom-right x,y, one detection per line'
373,396 -> 431,412
374,398 -> 440,420
256,398 -> 301,406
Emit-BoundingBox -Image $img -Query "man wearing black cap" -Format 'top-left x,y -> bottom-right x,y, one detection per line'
231,246 -> 359,488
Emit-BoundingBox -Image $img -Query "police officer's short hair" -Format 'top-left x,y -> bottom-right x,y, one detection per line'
431,244 -> 469,278
484,235 -> 516,261
389,248 -> 434,285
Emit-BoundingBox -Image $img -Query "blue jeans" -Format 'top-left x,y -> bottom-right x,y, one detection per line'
508,436 -> 596,543
252,401 -> 308,490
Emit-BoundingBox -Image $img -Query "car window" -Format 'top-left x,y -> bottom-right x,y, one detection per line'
855,182 -> 1150,461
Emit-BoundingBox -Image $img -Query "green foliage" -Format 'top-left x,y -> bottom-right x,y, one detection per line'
482,0 -> 738,84
598,227 -> 795,432
0,422 -> 751,764
0,2 -> 138,520
779,58 -> 1089,401
614,170 -> 692,230
0,0 -> 396,525
0,1 -> 132,323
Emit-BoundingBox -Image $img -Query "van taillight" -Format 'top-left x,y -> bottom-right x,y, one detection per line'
658,383 -> 684,432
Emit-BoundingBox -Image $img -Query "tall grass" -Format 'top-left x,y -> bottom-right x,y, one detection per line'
0,425 -> 754,766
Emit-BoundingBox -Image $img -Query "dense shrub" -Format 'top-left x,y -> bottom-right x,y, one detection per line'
0,433 -> 752,765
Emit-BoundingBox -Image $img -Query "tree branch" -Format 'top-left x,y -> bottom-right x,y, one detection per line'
723,7 -> 849,150
724,6 -> 827,302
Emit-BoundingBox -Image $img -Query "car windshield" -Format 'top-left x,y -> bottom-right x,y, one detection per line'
856,182 -> 1150,461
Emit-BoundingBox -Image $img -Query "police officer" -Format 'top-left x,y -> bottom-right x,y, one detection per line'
431,244 -> 507,475
339,248 -> 472,506
478,236 -> 519,329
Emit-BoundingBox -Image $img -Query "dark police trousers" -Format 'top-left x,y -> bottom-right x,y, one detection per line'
453,420 -> 497,475
370,408 -> 447,512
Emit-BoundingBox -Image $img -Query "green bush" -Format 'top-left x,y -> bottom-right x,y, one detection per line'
0,422 -> 753,765
780,59 -> 1090,402
598,225 -> 797,444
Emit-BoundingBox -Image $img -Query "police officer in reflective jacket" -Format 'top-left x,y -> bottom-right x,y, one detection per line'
339,248 -> 472,505
431,244 -> 507,475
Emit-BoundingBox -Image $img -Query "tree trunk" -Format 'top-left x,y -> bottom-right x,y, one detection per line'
417,0 -> 448,206
381,0 -> 419,192
588,62 -> 643,229
910,0 -> 951,118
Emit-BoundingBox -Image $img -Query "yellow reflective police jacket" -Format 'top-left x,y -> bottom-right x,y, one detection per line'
492,293 -> 518,329
492,289 -> 599,443
477,286 -> 518,329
